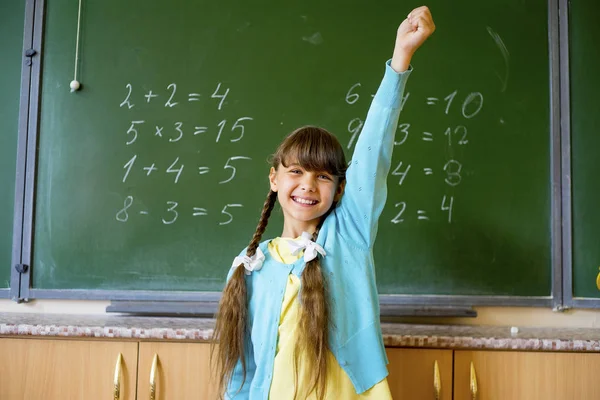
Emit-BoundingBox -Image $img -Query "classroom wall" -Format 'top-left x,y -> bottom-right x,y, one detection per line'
2,300 -> 600,328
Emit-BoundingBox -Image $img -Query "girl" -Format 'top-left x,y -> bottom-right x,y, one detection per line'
213,6 -> 436,399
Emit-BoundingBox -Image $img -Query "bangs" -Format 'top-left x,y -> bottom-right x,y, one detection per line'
274,126 -> 347,179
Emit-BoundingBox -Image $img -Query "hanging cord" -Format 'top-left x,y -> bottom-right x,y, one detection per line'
70,0 -> 83,92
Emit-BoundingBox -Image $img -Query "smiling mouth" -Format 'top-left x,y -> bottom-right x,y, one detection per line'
292,196 -> 319,206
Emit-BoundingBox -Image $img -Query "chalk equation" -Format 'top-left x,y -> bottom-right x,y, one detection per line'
124,118 -> 254,145
119,82 -> 230,110
121,154 -> 252,184
116,196 -> 243,226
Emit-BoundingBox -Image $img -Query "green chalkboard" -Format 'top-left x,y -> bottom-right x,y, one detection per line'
33,0 -> 552,296
570,0 -> 600,299
0,1 -> 25,289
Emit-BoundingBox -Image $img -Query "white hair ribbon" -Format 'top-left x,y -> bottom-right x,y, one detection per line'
232,247 -> 265,275
287,231 -> 326,262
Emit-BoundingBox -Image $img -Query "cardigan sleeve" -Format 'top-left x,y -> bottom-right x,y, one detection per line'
337,61 -> 411,248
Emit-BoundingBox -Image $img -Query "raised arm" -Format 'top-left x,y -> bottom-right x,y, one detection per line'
338,6 -> 435,248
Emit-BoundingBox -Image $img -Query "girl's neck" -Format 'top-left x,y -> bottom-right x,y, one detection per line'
280,220 -> 318,239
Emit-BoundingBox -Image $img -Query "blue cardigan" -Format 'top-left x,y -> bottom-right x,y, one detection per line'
226,61 -> 411,399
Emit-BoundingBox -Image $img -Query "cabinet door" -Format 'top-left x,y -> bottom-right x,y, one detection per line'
138,342 -> 218,400
386,348 -> 453,400
0,338 -> 138,400
455,350 -> 600,399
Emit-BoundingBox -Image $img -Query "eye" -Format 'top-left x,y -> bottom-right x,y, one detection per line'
318,174 -> 332,180
289,169 -> 302,174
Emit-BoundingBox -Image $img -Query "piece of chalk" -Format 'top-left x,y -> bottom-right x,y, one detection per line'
70,80 -> 80,92
510,326 -> 519,335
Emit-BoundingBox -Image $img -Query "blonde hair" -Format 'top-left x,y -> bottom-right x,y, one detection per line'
212,126 -> 347,399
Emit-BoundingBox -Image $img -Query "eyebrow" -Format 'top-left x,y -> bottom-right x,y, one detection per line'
285,164 -> 334,177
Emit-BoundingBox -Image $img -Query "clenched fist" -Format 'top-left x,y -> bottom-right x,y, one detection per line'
391,6 -> 436,72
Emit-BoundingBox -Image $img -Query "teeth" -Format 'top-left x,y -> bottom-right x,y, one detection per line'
294,197 -> 317,205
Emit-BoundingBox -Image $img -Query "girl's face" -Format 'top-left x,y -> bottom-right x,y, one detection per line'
269,163 -> 344,236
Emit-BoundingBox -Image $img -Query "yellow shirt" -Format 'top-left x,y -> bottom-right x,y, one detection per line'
267,237 -> 392,400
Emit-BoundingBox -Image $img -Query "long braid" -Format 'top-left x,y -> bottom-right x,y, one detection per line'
212,190 -> 277,398
294,207 -> 335,400
247,190 -> 277,256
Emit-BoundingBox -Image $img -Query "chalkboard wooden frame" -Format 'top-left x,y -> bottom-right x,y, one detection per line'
8,0 -> 573,313
560,0 -> 600,310
7,0 -> 38,303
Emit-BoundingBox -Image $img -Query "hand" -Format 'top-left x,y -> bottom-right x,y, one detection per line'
391,6 -> 436,72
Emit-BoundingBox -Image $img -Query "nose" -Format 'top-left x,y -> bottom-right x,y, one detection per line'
300,174 -> 317,192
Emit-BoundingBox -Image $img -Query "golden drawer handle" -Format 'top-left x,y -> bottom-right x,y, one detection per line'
433,360 -> 441,400
113,353 -> 122,400
470,361 -> 478,400
149,354 -> 158,400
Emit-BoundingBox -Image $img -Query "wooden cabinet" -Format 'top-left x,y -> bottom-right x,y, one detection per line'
2,337 -> 600,400
387,348 -> 453,400
454,350 -> 600,399
0,338 -> 138,400
137,342 -> 218,400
